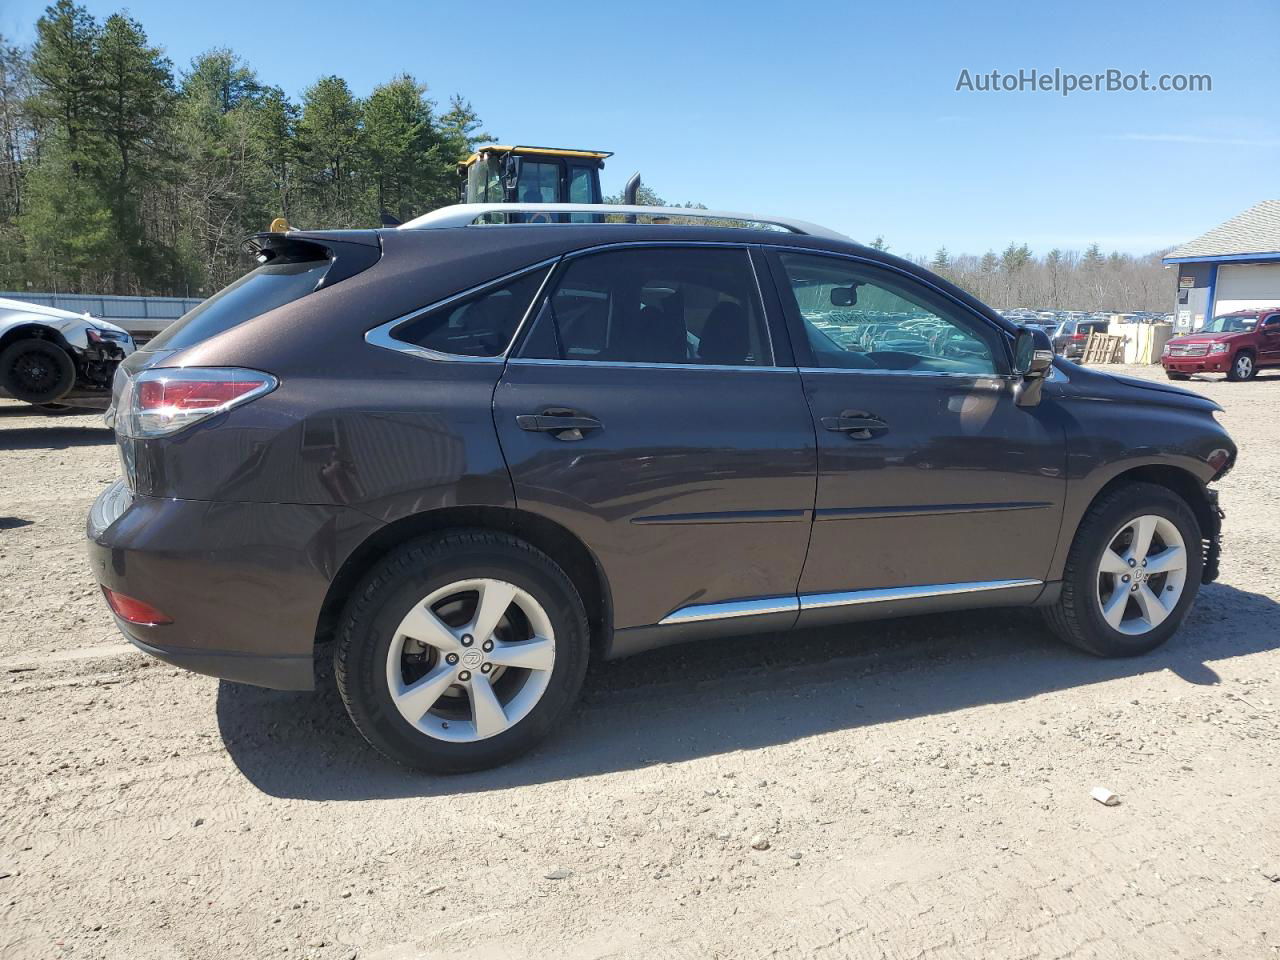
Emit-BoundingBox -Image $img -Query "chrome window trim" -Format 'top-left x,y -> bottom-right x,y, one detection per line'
364,258 -> 558,363
657,578 -> 1044,626
797,366 -> 1015,383
509,358 -> 791,374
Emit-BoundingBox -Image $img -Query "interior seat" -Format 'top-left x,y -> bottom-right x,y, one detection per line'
697,301 -> 751,365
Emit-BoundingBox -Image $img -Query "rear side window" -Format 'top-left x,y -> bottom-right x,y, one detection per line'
521,247 -> 772,366
392,268 -> 548,358
148,258 -> 331,351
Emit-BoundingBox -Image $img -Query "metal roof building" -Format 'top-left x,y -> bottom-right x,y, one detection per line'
1162,200 -> 1280,332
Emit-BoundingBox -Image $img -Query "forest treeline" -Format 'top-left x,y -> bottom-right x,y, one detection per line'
907,241 -> 1173,313
0,1 -> 489,296
1,2 -> 1173,311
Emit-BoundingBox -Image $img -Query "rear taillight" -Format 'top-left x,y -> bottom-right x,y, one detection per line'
1071,333 -> 1086,341
102,587 -> 172,625
117,367 -> 277,438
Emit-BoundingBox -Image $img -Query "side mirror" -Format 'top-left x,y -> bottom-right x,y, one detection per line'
1013,327 -> 1054,375
1013,327 -> 1055,408
830,285 -> 859,307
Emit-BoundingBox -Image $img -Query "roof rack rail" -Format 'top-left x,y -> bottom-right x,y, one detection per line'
399,203 -> 850,242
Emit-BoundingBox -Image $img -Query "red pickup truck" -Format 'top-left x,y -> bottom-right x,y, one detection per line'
1161,308 -> 1280,381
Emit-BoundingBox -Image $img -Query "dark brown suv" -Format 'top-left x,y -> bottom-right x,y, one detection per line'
87,204 -> 1235,772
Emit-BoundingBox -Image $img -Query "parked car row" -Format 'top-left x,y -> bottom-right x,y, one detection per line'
808,311 -> 988,363
1003,308 -> 1177,361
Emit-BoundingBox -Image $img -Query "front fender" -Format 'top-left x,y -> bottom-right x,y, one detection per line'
1045,387 -> 1231,582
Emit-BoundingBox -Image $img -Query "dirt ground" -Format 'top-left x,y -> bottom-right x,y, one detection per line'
2,364 -> 1278,960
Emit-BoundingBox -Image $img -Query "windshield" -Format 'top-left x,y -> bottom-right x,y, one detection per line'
147,257 -> 331,351
464,156 -> 503,203
1202,314 -> 1257,334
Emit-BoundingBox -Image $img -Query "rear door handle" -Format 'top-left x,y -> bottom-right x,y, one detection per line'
821,410 -> 888,440
516,410 -> 603,440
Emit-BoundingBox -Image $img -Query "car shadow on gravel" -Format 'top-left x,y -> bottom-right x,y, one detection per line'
0,425 -> 114,449
218,581 -> 1280,799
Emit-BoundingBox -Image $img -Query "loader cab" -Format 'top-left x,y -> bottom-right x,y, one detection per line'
460,146 -> 610,222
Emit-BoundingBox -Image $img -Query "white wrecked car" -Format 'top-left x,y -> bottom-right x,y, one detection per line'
0,297 -> 136,410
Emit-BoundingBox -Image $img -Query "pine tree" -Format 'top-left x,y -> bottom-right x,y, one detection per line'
26,0 -> 99,166
21,1 -> 112,287
362,75 -> 444,222
297,75 -> 362,226
95,13 -> 175,289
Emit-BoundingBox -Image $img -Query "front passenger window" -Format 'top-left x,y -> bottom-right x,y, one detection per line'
776,252 -> 1000,375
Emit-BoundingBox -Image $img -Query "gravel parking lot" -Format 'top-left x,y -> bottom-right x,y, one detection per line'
2,364 -> 1278,960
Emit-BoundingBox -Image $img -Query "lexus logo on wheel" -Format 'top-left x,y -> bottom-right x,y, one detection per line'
462,649 -> 484,668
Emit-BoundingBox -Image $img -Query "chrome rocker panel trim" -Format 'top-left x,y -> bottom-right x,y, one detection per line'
658,579 -> 1044,626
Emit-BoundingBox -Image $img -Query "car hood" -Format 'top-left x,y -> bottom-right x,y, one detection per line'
87,316 -> 131,337
0,297 -> 131,341
1060,361 -> 1221,412
1167,331 -> 1242,345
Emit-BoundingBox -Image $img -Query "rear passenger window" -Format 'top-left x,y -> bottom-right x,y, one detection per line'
392,268 -> 548,358
521,247 -> 771,366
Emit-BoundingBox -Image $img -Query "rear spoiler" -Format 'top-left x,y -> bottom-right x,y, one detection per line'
243,230 -> 383,291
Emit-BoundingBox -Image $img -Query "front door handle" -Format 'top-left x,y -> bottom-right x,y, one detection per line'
516,409 -> 603,441
821,410 -> 888,440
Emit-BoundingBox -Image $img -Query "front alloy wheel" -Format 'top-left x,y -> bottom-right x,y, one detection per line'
1095,515 -> 1187,636
1044,481 -> 1203,657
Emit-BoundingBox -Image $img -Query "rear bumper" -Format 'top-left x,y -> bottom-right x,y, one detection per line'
86,481 -> 382,690
123,633 -> 314,690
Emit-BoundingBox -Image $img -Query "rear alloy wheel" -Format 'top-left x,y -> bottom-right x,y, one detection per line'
384,578 -> 557,743
1044,482 -> 1202,657
0,338 -> 76,404
336,531 -> 589,772
1227,351 -> 1256,381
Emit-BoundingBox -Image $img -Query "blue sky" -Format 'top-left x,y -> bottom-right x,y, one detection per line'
3,0 -> 1276,256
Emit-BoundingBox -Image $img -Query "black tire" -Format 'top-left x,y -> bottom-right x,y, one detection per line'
1165,371 -> 1190,381
1226,350 -> 1256,382
0,338 -> 76,404
335,530 -> 590,772
1044,481 -> 1203,657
